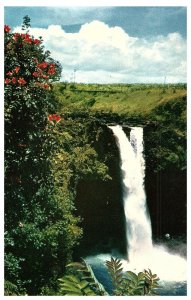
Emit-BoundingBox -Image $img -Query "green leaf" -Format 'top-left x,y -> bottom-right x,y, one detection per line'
78,280 -> 89,290
125,271 -> 138,283
62,275 -> 80,284
67,262 -> 85,269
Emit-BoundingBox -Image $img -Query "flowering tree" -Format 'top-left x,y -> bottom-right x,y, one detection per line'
4,16 -> 82,295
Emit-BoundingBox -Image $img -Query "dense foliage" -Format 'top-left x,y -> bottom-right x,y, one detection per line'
4,16 -> 65,295
4,17 -> 109,295
145,95 -> 186,172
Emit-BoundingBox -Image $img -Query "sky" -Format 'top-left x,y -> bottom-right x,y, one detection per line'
4,6 -> 187,84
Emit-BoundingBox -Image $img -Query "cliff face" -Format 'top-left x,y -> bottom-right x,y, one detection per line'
74,125 -> 126,256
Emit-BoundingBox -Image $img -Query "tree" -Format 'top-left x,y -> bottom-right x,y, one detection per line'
4,16 -> 82,295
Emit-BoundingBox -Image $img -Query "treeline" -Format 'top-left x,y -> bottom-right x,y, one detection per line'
57,82 -> 187,92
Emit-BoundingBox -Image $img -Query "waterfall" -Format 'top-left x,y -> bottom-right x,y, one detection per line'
109,125 -> 186,282
108,125 -> 152,260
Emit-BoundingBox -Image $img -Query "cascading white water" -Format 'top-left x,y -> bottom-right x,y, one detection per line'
108,125 -> 152,261
109,125 -> 186,282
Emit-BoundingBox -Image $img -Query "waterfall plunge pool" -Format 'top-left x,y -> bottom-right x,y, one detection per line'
85,250 -> 187,296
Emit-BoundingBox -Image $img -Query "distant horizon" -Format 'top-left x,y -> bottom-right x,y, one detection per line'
4,6 -> 187,84
57,81 -> 187,85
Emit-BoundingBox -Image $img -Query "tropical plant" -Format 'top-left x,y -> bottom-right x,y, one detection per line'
143,268 -> 161,295
58,259 -> 108,295
59,275 -> 98,296
106,257 -> 160,295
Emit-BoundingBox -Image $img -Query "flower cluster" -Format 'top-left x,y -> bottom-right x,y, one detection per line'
6,66 -> 20,76
32,61 -> 56,89
5,65 -> 27,86
37,62 -> 49,69
48,114 -> 61,123
18,78 -> 27,85
4,24 -> 59,91
13,32 -> 41,45
5,77 -> 26,86
33,61 -> 56,78
5,63 -> 55,89
5,60 -> 56,88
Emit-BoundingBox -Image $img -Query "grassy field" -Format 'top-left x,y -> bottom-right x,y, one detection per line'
53,83 -> 186,116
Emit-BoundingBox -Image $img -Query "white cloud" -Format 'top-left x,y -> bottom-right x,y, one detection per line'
13,21 -> 186,83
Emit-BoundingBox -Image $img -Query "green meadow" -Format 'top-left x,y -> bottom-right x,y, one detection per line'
53,83 -> 186,116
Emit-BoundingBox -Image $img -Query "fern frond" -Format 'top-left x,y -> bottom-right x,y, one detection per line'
106,256 -> 123,289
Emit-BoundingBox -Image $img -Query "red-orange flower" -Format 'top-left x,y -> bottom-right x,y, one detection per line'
47,68 -> 55,75
21,33 -> 27,38
5,78 -> 11,85
35,82 -> 50,89
4,25 -> 11,33
48,114 -> 61,123
47,64 -> 56,75
13,33 -> 21,41
37,61 -> 48,69
34,39 -> 41,45
18,77 -> 27,85
21,33 -> 33,44
48,115 -> 54,121
14,66 -> 20,74
32,72 -> 39,77
55,115 -> 61,123
12,77 -> 17,84
42,75 -> 49,80
6,71 -> 13,76
43,83 -> 50,90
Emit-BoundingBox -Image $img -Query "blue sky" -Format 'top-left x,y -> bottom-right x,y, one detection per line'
4,6 -> 187,83
4,6 -> 187,38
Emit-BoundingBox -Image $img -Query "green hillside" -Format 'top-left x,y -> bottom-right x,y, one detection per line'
53,83 -> 186,116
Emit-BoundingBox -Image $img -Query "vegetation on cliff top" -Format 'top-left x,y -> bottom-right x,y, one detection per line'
53,82 -> 186,116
